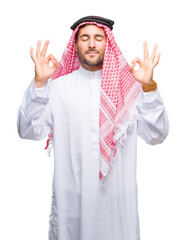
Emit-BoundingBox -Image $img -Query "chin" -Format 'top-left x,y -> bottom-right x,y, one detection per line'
85,58 -> 103,67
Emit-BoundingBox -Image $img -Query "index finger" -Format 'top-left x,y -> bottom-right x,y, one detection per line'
41,40 -> 50,57
143,41 -> 149,60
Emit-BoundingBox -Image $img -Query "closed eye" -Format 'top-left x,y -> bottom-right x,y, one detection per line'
80,35 -> 89,41
95,35 -> 104,41
80,34 -> 105,42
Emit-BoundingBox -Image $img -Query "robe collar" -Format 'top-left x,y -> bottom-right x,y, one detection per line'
78,65 -> 102,80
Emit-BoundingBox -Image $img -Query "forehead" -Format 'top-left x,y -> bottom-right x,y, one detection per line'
78,24 -> 106,36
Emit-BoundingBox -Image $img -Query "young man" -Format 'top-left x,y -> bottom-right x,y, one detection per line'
17,16 -> 169,240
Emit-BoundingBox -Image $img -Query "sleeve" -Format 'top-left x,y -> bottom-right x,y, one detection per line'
17,79 -> 53,141
136,89 -> 169,145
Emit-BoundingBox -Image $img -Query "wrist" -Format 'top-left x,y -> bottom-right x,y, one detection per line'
142,80 -> 157,92
34,78 -> 47,88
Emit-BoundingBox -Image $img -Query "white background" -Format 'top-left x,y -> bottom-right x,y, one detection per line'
0,0 -> 185,239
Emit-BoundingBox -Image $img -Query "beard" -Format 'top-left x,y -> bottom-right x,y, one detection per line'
77,47 -> 104,67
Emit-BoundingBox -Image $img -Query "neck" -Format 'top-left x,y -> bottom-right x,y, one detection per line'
80,63 -> 103,71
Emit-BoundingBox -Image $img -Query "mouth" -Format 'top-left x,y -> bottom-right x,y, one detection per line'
86,51 -> 98,55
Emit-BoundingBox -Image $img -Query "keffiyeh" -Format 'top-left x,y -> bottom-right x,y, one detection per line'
47,17 -> 141,182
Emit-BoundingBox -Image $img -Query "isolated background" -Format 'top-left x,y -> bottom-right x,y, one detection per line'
0,0 -> 185,239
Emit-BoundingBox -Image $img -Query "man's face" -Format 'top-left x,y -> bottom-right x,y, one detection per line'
75,25 -> 106,71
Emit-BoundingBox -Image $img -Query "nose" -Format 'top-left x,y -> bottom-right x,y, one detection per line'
88,37 -> 95,49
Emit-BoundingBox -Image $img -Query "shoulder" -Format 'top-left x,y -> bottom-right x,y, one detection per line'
49,70 -> 79,87
48,70 -> 79,99
48,72 -> 71,91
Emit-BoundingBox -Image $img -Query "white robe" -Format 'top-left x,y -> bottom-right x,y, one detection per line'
17,66 -> 169,240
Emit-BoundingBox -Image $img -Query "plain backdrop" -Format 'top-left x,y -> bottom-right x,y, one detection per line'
0,0 -> 185,239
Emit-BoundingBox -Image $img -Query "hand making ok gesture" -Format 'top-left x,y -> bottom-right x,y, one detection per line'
30,40 -> 59,88
129,41 -> 160,86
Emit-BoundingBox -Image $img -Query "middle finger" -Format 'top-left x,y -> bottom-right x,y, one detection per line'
36,40 -> 41,58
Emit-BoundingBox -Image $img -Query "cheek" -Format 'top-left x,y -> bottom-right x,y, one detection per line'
97,41 -> 106,51
77,43 -> 87,53
98,44 -> 106,54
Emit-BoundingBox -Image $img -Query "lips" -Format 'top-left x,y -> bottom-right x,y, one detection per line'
86,50 -> 98,55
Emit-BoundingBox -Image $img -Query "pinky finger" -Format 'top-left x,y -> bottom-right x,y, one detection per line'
153,52 -> 161,68
30,47 -> 36,63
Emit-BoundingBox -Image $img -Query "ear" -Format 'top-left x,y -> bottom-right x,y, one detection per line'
75,42 -> 77,52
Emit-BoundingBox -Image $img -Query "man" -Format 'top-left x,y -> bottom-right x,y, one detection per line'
17,16 -> 169,240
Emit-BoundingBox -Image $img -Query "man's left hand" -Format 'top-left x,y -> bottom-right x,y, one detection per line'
129,41 -> 160,85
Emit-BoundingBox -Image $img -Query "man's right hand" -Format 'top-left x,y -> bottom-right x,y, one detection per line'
30,40 -> 59,88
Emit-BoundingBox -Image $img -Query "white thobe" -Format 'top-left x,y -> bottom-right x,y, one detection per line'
17,66 -> 169,240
